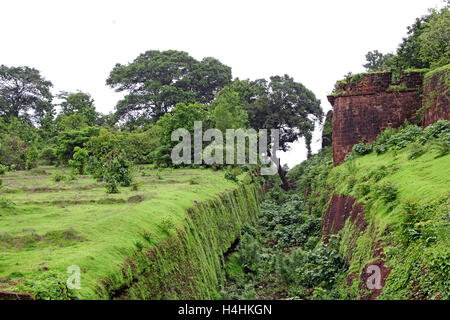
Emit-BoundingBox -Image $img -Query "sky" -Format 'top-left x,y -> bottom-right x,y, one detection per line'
0,0 -> 445,168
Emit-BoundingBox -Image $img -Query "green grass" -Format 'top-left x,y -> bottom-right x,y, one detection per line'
0,166 -> 239,298
328,144 -> 450,299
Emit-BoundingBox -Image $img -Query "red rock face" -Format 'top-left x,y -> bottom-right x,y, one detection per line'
322,193 -> 367,240
328,72 -> 424,166
423,67 -> 450,127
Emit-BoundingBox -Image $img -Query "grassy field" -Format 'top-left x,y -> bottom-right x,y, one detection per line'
0,166 -> 239,298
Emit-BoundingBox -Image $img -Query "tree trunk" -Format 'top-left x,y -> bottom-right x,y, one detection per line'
277,159 -> 290,191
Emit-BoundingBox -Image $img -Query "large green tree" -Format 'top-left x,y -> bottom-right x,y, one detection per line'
213,76 -> 323,189
0,65 -> 53,124
106,50 -> 232,126
57,91 -> 98,126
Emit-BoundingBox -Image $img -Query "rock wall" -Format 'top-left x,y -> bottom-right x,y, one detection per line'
321,110 -> 333,148
422,65 -> 450,127
321,193 -> 367,240
328,71 -> 425,166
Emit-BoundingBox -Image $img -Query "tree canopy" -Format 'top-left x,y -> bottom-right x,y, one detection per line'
106,50 -> 232,126
0,65 -> 53,124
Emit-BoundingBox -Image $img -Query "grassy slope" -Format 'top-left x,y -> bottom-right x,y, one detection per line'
328,144 -> 450,298
0,166 -> 238,298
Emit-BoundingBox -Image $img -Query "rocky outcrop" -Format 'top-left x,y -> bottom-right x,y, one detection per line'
328,71 -> 425,166
321,193 -> 367,240
422,65 -> 450,127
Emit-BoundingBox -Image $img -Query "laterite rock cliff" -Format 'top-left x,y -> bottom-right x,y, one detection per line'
327,71 -> 425,166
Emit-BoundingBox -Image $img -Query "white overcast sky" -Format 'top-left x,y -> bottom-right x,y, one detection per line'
0,0 -> 445,168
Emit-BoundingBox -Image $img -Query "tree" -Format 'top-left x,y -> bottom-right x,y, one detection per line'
56,91 -> 98,126
157,102 -> 211,144
106,50 -> 232,125
210,84 -> 249,132
243,75 -> 323,154
418,7 -> 450,68
363,50 -> 396,72
0,65 -> 53,124
217,76 -> 323,189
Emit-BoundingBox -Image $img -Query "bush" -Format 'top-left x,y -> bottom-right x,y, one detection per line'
189,177 -> 200,185
69,147 -> 88,175
40,147 -> 58,165
235,233 -> 261,273
16,270 -> 77,300
25,146 -> 39,170
374,181 -> 398,202
224,167 -> 241,182
431,134 -> 450,158
0,134 -> 28,170
352,141 -> 373,155
408,143 -> 427,160
101,151 -> 133,193
53,172 -> 66,182
159,216 -> 175,233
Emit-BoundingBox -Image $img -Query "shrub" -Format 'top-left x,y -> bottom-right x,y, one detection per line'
0,165 -> 5,175
355,182 -> 371,197
189,177 -> 200,185
0,134 -> 28,170
374,181 -> 398,202
101,151 -> 133,193
53,172 -> 66,182
159,216 -> 175,233
224,167 -> 241,182
40,147 -> 58,165
25,146 -> 39,170
408,143 -> 427,160
17,270 -> 77,300
69,147 -> 88,175
431,134 -> 450,158
352,141 -> 373,155
235,233 -> 261,273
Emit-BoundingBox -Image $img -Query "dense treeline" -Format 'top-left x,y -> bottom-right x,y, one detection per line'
0,50 -> 323,191
362,6 -> 449,74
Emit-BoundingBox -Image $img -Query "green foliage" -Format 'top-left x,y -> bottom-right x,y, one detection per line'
277,237 -> 346,289
0,134 -> 28,170
352,141 -> 373,155
40,147 -> 58,165
235,233 -> 262,273
374,181 -> 398,202
159,215 -> 175,233
210,84 -> 249,131
431,134 -> 450,158
363,5 -> 449,76
287,147 -> 333,217
52,172 -> 66,182
17,270 -> 77,300
25,146 -> 39,170
56,127 -> 100,163
189,177 -> 200,185
107,50 -> 232,124
372,121 -> 449,156
417,7 -> 450,69
224,167 -> 241,182
56,91 -> 98,127
408,143 -> 427,160
69,147 -> 88,175
0,65 -> 53,123
100,152 -> 133,193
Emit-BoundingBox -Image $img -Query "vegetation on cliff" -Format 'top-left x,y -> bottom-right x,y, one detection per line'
221,121 -> 449,300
